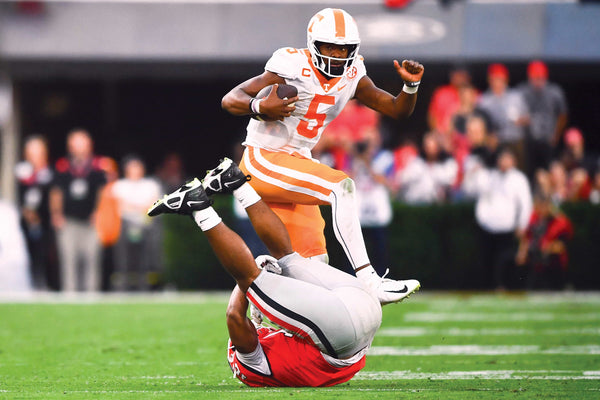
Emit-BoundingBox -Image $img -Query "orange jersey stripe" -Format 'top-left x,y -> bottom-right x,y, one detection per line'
333,9 -> 346,39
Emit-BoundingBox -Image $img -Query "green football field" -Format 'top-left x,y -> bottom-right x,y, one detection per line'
1,291 -> 599,399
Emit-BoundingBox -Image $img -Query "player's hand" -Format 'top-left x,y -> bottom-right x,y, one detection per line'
259,84 -> 298,121
394,59 -> 425,84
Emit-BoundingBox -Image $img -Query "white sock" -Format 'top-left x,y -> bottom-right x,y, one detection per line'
233,182 -> 261,209
192,207 -> 222,231
330,178 -> 371,269
355,265 -> 379,282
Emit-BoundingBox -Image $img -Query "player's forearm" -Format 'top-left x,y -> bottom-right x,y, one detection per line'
226,286 -> 259,353
222,72 -> 287,116
373,91 -> 417,119
222,88 -> 253,116
355,77 -> 417,119
391,91 -> 418,119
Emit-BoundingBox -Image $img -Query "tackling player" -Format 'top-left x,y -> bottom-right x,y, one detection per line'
222,8 -> 424,304
148,159 -> 389,387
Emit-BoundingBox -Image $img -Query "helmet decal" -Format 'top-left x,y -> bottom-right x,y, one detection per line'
333,9 -> 346,39
308,13 -> 324,33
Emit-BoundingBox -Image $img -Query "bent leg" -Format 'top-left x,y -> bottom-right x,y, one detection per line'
268,202 -> 327,259
243,199 -> 293,259
240,146 -> 371,268
277,252 -> 365,291
329,177 -> 370,270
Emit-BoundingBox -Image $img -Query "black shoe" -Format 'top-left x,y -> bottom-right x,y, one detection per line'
202,158 -> 250,196
147,178 -> 212,217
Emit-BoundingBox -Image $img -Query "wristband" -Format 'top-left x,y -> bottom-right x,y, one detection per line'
193,207 -> 222,232
249,98 -> 262,114
402,83 -> 419,94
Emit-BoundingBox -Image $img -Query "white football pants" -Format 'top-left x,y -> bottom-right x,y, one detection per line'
246,252 -> 381,359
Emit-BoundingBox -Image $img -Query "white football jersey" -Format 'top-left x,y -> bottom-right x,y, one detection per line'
244,47 -> 367,159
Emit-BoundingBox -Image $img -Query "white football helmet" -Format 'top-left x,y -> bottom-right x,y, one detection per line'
307,8 -> 361,78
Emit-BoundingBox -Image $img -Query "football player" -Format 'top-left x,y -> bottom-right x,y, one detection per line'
221,8 -> 423,304
148,159 -> 392,387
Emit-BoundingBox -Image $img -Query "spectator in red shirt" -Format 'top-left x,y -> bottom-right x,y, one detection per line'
316,100 -> 380,171
516,192 -> 573,290
427,65 -> 471,135
560,127 -> 596,201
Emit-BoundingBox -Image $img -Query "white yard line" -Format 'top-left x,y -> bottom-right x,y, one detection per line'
403,312 -> 600,322
368,344 -> 600,356
355,370 -> 600,380
377,327 -> 600,337
0,291 -> 231,304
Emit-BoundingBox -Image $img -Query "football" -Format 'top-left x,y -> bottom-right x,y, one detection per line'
251,84 -> 298,121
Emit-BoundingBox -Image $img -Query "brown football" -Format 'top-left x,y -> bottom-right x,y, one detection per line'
251,84 -> 298,121
256,83 -> 298,100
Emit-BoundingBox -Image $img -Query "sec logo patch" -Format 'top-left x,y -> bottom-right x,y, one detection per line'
347,66 -> 357,79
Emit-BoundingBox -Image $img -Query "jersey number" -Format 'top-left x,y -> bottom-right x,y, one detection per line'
297,94 -> 335,139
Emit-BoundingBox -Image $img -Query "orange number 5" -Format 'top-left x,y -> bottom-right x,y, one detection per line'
297,94 -> 335,139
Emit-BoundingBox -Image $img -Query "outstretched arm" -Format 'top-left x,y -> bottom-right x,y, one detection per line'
226,285 -> 259,353
221,71 -> 298,121
355,59 -> 424,119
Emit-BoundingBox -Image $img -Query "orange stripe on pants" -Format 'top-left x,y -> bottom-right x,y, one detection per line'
240,147 -> 348,258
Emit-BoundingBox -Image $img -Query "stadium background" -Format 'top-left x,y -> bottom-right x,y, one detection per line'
1,2 -> 600,398
1,0 -> 600,290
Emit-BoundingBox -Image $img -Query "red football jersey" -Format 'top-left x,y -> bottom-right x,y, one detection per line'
227,326 -> 365,387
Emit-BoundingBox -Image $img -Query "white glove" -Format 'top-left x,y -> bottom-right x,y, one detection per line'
255,255 -> 282,275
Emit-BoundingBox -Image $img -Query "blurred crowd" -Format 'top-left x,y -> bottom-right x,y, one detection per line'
0,60 -> 596,293
2,128 -> 187,292
314,60 -> 596,291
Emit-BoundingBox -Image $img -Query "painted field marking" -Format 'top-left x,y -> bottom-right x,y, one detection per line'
355,370 -> 600,380
377,327 -> 600,337
403,312 -> 600,322
413,293 -> 600,308
369,344 -> 600,356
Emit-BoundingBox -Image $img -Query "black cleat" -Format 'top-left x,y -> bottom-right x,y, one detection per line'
147,178 -> 212,217
202,158 -> 250,196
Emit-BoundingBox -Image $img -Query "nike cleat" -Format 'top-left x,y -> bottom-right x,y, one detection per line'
202,158 -> 250,196
147,178 -> 212,217
367,269 -> 420,305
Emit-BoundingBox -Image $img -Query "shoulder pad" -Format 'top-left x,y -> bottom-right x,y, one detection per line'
265,47 -> 308,80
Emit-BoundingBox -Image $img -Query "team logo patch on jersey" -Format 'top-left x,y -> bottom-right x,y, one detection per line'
347,66 -> 358,79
